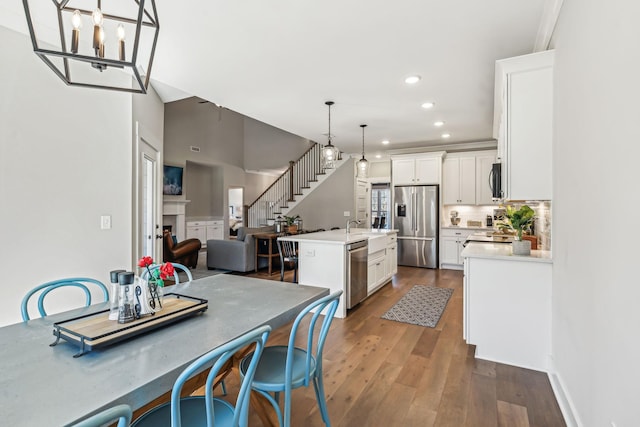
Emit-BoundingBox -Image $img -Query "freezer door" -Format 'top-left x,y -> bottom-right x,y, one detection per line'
397,237 -> 437,268
414,185 -> 438,238
393,186 -> 413,237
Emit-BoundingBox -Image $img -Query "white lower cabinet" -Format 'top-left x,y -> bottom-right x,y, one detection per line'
463,255 -> 551,371
367,250 -> 386,294
440,228 -> 474,269
187,220 -> 223,247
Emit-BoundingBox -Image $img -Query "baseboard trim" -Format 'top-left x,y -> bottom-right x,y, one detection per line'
548,370 -> 582,427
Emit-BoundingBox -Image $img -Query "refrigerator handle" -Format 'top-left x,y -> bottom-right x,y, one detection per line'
412,191 -> 417,231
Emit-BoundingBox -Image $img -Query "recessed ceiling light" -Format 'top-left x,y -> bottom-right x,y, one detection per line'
405,75 -> 421,84
381,140 -> 390,145
421,102 -> 435,109
375,154 -> 382,159
434,121 -> 445,127
441,133 -> 451,139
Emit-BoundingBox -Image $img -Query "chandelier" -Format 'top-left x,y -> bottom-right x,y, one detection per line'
22,0 -> 159,94
357,124 -> 369,178
322,101 -> 340,169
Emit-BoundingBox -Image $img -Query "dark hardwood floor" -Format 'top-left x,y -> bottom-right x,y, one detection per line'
217,265 -> 566,427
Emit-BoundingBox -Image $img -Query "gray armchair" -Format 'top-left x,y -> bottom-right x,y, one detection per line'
206,226 -> 275,272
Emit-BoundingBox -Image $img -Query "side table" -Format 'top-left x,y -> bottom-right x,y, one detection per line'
253,232 -> 283,276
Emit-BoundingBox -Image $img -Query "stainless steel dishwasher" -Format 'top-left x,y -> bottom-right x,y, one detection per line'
346,240 -> 368,309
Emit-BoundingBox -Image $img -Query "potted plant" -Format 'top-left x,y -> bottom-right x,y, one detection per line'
499,205 -> 535,255
284,215 -> 300,233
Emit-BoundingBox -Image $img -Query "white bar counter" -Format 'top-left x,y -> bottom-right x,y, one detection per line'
280,228 -> 398,318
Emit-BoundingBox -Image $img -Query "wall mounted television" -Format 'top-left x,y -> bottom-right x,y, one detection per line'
163,165 -> 183,195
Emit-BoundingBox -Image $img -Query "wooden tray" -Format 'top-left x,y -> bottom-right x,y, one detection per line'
51,293 -> 208,357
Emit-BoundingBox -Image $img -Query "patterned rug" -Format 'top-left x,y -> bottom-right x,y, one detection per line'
381,285 -> 454,328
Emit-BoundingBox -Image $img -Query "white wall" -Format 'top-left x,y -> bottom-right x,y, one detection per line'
552,2 -> 640,426
0,26 -> 134,326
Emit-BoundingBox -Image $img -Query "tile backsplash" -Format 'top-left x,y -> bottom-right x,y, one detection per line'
442,202 -> 552,251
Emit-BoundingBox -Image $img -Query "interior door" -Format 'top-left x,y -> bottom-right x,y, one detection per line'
135,123 -> 162,264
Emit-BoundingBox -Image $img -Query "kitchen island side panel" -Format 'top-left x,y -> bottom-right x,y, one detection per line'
297,241 -> 348,318
466,256 -> 552,371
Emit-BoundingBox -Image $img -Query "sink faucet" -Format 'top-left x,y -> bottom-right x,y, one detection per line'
346,219 -> 361,233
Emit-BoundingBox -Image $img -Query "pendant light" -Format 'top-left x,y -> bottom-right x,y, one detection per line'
357,124 -> 369,178
322,101 -> 340,169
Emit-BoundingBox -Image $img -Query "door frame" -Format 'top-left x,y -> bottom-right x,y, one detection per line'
133,121 -> 163,267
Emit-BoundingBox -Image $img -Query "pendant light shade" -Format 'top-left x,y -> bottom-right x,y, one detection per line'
22,0 -> 160,94
322,101 -> 340,169
357,124 -> 369,178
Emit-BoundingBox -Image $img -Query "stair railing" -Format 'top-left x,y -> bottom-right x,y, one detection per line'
246,143 -> 329,227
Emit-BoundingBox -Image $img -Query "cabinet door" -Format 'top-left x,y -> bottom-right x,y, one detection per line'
459,157 -> 476,204
392,159 -> 416,185
388,244 -> 397,275
442,158 -> 460,205
415,157 -> 440,184
476,153 -> 496,205
507,62 -> 553,200
440,237 -> 460,265
206,225 -> 223,241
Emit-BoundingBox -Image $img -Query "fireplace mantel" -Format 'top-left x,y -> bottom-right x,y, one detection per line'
163,199 -> 190,241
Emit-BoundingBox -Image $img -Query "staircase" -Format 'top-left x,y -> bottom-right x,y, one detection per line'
245,143 -> 347,227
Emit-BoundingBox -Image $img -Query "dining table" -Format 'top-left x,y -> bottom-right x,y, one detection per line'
0,273 -> 329,426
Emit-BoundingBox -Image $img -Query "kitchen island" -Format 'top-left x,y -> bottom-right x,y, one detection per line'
461,242 -> 552,371
280,228 -> 398,318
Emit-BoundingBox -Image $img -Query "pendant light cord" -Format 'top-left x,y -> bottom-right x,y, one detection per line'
360,124 -> 367,159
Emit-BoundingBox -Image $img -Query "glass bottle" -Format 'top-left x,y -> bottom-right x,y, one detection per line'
108,270 -> 125,320
117,272 -> 135,324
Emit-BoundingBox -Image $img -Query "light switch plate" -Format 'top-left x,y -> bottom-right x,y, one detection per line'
101,215 -> 112,230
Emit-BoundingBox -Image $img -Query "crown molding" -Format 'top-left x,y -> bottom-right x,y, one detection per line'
534,0 -> 565,51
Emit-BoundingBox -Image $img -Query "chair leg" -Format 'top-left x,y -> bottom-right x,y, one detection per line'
220,379 -> 227,396
293,262 -> 298,284
313,375 -> 331,426
280,261 -> 285,281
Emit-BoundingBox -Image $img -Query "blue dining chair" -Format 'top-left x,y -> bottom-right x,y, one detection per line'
131,324 -> 272,427
140,262 -> 193,283
72,404 -> 132,427
239,290 -> 343,427
21,278 -> 109,321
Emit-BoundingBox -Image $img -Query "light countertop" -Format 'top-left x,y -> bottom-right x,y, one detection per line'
441,226 -> 494,231
280,228 -> 398,245
461,242 -> 552,263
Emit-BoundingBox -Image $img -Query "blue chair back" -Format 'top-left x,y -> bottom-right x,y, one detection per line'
133,325 -> 271,427
174,325 -> 270,427
140,262 -> 192,283
284,291 -> 341,418
21,278 -> 109,321
72,404 -> 132,427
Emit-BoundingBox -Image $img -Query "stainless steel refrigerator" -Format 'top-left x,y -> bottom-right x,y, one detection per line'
393,185 -> 439,268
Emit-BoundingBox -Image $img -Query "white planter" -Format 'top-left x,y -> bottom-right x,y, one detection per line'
512,240 -> 531,256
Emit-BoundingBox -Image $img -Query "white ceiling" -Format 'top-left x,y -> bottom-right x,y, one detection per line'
3,0 -> 548,156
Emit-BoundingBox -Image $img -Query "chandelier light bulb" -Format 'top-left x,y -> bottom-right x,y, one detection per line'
92,8 -> 103,26
71,10 -> 82,29
117,24 -> 126,41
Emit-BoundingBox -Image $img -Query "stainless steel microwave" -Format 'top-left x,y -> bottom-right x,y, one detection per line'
490,163 -> 502,200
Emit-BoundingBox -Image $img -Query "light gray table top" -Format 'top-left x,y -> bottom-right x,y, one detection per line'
0,274 -> 328,426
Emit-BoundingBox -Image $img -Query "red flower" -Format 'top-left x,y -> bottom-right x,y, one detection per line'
159,262 -> 175,280
137,256 -> 153,268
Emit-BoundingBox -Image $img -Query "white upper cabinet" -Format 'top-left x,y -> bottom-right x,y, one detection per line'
441,150 -> 496,206
494,50 -> 554,201
391,153 -> 443,186
443,156 -> 476,205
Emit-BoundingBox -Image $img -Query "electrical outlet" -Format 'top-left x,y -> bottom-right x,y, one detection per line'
343,211 -> 350,217
305,250 -> 315,257
101,215 -> 112,230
